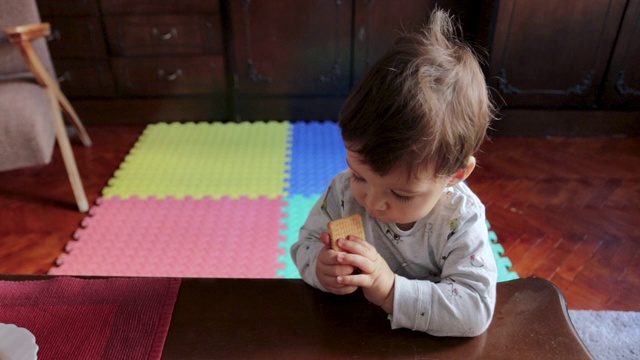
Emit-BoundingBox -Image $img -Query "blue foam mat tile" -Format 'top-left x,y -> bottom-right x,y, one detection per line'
287,121 -> 346,196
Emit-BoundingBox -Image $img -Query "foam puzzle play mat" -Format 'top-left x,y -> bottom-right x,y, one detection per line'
50,121 -> 519,281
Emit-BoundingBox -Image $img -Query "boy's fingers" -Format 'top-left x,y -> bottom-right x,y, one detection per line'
338,252 -> 371,275
338,274 -> 370,288
320,232 -> 331,247
338,236 -> 374,258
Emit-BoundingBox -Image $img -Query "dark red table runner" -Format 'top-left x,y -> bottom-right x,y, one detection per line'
0,277 -> 181,360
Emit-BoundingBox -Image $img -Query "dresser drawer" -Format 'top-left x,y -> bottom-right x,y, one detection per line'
53,59 -> 116,97
37,0 -> 100,16
112,56 -> 225,96
104,14 -> 223,56
46,16 -> 108,58
100,0 -> 219,14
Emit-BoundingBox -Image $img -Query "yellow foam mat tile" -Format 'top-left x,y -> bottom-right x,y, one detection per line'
102,122 -> 291,199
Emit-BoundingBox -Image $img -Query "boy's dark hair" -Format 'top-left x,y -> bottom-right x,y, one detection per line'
339,9 -> 495,178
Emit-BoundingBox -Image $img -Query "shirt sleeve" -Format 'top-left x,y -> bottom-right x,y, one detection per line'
390,210 -> 497,337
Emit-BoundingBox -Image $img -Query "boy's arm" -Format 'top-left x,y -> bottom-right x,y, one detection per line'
391,217 -> 497,337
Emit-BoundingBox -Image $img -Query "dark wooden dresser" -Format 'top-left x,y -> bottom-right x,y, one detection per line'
35,0 -> 640,135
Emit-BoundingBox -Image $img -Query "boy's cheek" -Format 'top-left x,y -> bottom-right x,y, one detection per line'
351,187 -> 366,207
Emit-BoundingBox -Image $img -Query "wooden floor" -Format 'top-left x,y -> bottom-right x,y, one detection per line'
1,126 -> 638,311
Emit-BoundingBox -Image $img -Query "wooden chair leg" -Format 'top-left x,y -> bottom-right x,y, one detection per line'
6,24 -> 91,211
47,87 -> 89,212
55,86 -> 92,147
8,34 -> 92,148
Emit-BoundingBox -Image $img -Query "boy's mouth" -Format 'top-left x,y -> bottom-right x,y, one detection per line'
367,211 -> 384,221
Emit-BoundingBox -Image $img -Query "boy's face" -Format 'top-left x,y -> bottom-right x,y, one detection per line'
346,150 -> 451,230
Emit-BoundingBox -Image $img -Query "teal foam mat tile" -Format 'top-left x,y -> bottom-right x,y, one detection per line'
487,220 -> 519,281
279,198 -> 519,281
278,194 -> 322,278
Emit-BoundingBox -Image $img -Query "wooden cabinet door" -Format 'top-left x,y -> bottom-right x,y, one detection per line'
600,0 -> 640,108
352,0 -> 494,86
489,0 -> 627,108
230,0 -> 352,96
352,0 -> 432,85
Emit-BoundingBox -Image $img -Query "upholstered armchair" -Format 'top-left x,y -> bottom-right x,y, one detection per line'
0,0 -> 92,212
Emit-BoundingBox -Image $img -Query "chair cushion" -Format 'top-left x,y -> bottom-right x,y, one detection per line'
0,80 -> 55,171
0,0 -> 56,79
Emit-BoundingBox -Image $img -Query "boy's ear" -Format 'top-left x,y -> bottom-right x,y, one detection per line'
446,156 -> 476,187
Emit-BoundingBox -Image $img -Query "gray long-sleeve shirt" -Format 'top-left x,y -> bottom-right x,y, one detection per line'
291,170 -> 497,336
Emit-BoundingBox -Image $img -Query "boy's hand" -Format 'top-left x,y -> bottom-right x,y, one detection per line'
334,235 -> 395,314
316,232 -> 359,295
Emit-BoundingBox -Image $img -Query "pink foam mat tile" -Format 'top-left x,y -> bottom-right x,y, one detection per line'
50,196 -> 288,278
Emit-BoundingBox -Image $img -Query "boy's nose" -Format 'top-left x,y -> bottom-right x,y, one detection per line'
366,192 -> 387,211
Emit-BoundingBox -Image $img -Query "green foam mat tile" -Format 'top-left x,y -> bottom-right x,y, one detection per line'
103,122 -> 291,199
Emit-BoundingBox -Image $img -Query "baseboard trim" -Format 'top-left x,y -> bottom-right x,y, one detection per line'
72,99 -> 639,137
73,97 -> 229,126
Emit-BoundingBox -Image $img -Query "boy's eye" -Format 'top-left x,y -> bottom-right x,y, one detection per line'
392,191 -> 413,203
351,174 -> 365,183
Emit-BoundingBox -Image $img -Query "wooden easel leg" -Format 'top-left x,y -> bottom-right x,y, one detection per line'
48,87 -> 89,212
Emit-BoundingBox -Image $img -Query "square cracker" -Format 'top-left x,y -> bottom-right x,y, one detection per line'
327,214 -> 365,252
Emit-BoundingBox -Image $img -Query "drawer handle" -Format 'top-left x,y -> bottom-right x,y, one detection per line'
57,71 -> 71,84
46,28 -> 62,42
151,27 -> 177,40
158,68 -> 183,81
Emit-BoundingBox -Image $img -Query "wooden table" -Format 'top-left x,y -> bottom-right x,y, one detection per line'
162,277 -> 593,359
